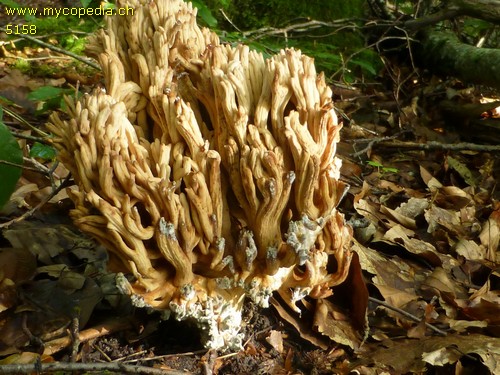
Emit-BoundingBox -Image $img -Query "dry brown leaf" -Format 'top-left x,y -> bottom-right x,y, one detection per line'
479,210 -> 500,262
383,225 -> 445,267
406,320 -> 427,339
366,334 -> 500,373
448,319 -> 488,332
265,330 -> 283,354
375,285 -> 419,310
420,166 -> 442,190
379,205 -> 417,229
313,298 -> 362,349
421,267 -> 468,300
455,239 -> 487,261
270,297 -> 329,350
354,241 -> 427,295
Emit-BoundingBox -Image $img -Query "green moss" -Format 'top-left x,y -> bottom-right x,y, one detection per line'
13,58 -> 32,74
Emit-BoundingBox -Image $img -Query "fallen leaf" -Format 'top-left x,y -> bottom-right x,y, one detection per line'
265,330 -> 283,354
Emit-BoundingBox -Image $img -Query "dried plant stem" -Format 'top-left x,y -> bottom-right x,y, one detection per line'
369,296 -> 448,336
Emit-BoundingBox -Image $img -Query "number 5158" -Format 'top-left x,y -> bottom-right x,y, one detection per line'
5,24 -> 37,35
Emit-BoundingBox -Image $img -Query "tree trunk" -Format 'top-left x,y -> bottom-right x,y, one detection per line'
452,0 -> 500,25
403,0 -> 500,30
417,31 -> 500,89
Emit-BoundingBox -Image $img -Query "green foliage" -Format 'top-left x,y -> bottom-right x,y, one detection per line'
13,58 -> 31,73
27,86 -> 78,114
0,0 -> 36,22
1,0 -> 99,54
33,17 -> 95,53
191,0 -> 218,27
80,0 -> 93,7
367,160 -> 399,174
462,19 -> 498,47
0,107 -> 23,211
29,142 -> 56,161
204,0 -> 379,81
213,0 -> 366,29
350,58 -> 377,76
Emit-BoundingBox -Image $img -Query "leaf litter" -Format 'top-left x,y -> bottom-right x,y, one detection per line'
0,26 -> 499,375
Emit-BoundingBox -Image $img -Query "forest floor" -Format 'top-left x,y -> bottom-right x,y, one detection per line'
1,4 -> 500,374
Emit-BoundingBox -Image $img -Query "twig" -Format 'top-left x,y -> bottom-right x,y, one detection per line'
43,317 -> 133,356
0,30 -> 91,46
351,134 -> 404,157
352,138 -> 500,157
369,296 -> 448,336
380,140 -> 500,152
217,14 -> 361,41
122,349 -> 207,364
0,362 -> 190,375
219,8 -> 242,32
0,27 -> 100,70
2,105 -> 49,137
241,19 -> 360,40
70,315 -> 80,362
10,130 -> 52,144
0,172 -> 72,229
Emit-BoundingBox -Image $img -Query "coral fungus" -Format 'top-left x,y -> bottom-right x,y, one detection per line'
48,0 -> 352,349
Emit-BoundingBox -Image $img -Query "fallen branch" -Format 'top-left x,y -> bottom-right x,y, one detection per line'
43,317 -> 133,356
352,139 -> 500,157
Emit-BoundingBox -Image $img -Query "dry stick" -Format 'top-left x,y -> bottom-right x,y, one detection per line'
351,134 -> 402,157
0,172 -> 71,229
378,140 -> 500,152
10,130 -> 52,144
122,350 -> 207,364
2,106 -> 50,137
0,159 -> 43,174
369,296 -> 448,336
0,363 -> 189,375
43,317 -> 133,356
2,30 -> 91,45
352,138 -> 500,157
0,27 -> 100,70
0,158 -> 61,190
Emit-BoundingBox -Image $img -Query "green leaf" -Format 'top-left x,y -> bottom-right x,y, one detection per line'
382,167 -> 399,174
30,142 -> 56,161
0,0 -> 21,6
27,86 -> 70,102
80,0 -> 93,8
101,0 -> 115,10
367,160 -> 383,168
0,95 -> 15,106
27,86 -> 74,114
0,0 -> 36,22
191,0 -> 217,27
0,107 -> 23,210
350,59 -> 377,76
